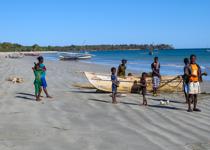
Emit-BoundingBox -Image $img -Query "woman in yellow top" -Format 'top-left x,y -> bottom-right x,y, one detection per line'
188,54 -> 202,112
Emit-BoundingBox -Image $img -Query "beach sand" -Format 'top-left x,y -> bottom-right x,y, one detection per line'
0,56 -> 210,150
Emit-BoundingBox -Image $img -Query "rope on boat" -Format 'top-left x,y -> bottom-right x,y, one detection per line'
158,76 -> 182,90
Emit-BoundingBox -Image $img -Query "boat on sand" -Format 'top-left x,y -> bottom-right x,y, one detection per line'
59,52 -> 92,60
23,52 -> 40,56
8,53 -> 24,59
83,72 -> 183,93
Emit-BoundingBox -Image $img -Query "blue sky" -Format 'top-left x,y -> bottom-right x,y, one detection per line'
0,0 -> 209,48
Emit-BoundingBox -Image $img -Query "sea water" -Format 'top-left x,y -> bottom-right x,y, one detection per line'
43,49 -> 210,80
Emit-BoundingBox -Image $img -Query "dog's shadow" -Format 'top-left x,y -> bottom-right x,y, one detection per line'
151,98 -> 185,104
88,99 -> 186,111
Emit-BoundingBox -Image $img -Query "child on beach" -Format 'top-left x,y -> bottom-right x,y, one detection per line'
37,56 -> 52,98
32,63 -> 43,101
151,57 -> 161,96
111,67 -> 119,104
182,58 -> 190,103
140,72 -> 147,105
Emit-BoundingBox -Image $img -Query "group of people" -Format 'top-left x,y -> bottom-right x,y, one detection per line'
111,54 -> 204,112
32,54 -> 204,112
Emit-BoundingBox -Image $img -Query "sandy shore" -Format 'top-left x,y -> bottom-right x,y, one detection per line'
0,51 -> 58,58
0,56 -> 210,150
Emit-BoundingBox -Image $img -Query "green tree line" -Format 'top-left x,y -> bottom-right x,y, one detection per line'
0,42 -> 174,52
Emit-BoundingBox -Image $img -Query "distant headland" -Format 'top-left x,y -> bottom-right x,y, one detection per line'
0,42 -> 174,52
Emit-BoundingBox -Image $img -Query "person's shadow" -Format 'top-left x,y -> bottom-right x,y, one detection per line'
147,104 -> 186,111
16,92 -> 35,101
88,98 -> 186,111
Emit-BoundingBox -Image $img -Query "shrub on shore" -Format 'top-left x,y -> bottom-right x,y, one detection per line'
0,42 -> 174,52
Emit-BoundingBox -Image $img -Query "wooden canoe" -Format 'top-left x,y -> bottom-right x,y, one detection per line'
84,72 -> 183,93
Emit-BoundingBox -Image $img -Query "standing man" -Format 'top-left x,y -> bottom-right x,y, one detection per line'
117,59 -> 127,77
151,57 -> 161,96
188,54 -> 202,112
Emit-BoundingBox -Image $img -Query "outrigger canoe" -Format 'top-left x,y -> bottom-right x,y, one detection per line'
84,72 -> 183,93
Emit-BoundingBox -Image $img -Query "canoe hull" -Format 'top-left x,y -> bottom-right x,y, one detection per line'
84,72 -> 183,93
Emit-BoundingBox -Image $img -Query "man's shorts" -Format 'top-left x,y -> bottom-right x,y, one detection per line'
41,77 -> 47,88
153,76 -> 160,88
189,82 -> 201,94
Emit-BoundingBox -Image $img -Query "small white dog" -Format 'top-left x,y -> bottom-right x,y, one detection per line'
160,100 -> 170,105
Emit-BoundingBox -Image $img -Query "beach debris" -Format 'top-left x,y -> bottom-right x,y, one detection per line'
7,76 -> 24,83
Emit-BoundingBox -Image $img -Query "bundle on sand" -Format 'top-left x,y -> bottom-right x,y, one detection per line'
7,76 -> 24,83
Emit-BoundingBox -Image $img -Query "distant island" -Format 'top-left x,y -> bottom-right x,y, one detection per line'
0,42 -> 174,52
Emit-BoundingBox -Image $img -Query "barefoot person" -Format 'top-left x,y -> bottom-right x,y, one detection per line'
151,57 -> 161,96
111,67 -> 119,104
140,72 -> 147,106
32,63 -> 43,101
37,56 -> 52,98
117,59 -> 127,77
187,54 -> 202,112
182,58 -> 190,103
